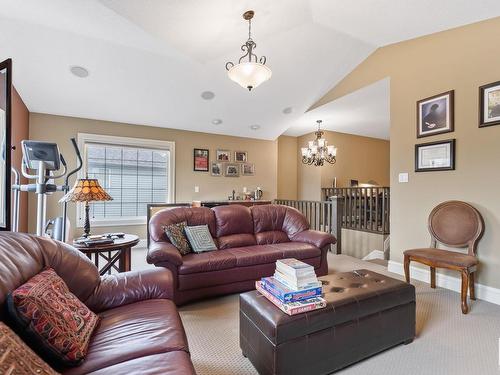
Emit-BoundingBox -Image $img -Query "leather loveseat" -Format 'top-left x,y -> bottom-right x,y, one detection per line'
148,204 -> 336,305
0,232 -> 195,375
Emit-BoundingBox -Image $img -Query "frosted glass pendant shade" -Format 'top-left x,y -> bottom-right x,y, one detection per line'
227,62 -> 272,91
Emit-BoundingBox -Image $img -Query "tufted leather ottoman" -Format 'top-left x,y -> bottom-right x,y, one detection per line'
240,269 -> 415,375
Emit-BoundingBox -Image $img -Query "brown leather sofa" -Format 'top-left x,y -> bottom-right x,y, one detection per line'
0,232 -> 196,375
148,204 -> 336,305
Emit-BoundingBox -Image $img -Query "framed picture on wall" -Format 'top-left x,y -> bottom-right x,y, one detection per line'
216,149 -> 231,162
415,139 -> 455,172
211,162 -> 223,176
224,163 -> 239,177
479,80 -> 500,128
193,148 -> 209,171
241,163 -> 254,176
234,151 -> 248,162
417,90 -> 454,138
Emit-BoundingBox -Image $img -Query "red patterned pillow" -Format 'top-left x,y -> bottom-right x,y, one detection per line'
0,322 -> 59,375
6,268 -> 99,367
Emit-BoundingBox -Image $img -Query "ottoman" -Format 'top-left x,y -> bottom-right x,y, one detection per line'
240,269 -> 415,375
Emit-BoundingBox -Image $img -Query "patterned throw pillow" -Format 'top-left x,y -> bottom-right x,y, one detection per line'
164,221 -> 192,255
0,322 -> 59,375
6,268 -> 100,367
184,225 -> 218,253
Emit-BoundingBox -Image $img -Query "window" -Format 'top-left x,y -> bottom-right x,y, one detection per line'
78,133 -> 175,227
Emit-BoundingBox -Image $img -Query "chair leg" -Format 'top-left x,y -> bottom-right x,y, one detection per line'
469,272 -> 476,300
430,267 -> 436,288
460,270 -> 469,314
404,255 -> 410,283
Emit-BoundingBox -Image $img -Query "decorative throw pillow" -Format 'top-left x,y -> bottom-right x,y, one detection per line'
164,221 -> 192,255
6,268 -> 100,367
0,322 -> 59,375
184,225 -> 217,253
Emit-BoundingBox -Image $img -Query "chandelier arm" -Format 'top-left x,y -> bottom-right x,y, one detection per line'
238,41 -> 259,64
225,61 -> 234,71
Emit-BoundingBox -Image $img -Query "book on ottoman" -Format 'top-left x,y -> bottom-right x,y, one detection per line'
275,258 -> 321,290
255,281 -> 326,316
260,276 -> 322,303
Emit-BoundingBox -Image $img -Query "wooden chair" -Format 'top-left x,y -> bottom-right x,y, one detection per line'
404,200 -> 484,314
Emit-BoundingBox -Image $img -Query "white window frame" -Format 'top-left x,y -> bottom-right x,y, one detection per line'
77,133 -> 175,227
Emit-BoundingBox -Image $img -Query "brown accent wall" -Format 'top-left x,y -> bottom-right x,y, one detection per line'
11,87 -> 29,232
28,113 -> 278,240
313,17 -> 500,288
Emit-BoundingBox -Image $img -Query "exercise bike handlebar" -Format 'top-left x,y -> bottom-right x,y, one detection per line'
65,138 -> 83,184
21,155 -> 68,180
60,138 -> 83,243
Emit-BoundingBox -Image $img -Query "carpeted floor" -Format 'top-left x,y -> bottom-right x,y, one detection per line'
178,253 -> 500,375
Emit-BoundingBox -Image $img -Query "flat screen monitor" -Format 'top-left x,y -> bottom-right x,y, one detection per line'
21,140 -> 60,171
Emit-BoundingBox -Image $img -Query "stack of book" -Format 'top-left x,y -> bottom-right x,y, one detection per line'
255,258 -> 327,316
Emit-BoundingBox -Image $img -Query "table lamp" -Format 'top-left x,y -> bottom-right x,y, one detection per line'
59,177 -> 112,237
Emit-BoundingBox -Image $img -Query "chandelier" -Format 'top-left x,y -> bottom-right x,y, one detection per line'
301,120 -> 337,166
225,10 -> 272,91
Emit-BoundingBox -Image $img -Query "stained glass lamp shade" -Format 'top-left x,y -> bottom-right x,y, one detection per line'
59,178 -> 112,237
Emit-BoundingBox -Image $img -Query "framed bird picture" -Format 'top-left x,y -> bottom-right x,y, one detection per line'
416,90 -> 454,138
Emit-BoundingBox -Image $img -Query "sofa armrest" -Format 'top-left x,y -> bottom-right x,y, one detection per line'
147,242 -> 183,266
85,268 -> 174,312
291,230 -> 336,249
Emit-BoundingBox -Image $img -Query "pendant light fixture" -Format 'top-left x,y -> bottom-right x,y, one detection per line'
301,120 -> 337,166
225,10 -> 272,91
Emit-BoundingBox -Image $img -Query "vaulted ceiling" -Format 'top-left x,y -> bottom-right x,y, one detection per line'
0,0 -> 499,140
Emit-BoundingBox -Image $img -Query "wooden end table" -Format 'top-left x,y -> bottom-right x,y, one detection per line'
73,234 -> 140,276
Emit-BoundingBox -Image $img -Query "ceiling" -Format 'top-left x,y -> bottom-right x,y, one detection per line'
0,0 -> 499,140
284,78 -> 390,140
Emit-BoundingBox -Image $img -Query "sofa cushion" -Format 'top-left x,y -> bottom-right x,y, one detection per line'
217,233 -> 257,250
255,231 -> 290,245
7,268 -> 99,367
268,242 -> 321,259
251,204 -> 309,238
0,321 -> 58,375
213,205 -> 254,237
82,351 -> 196,375
184,225 -> 217,253
251,204 -> 288,233
150,207 -> 216,243
63,299 -> 189,375
163,221 -> 192,255
227,245 -> 284,267
178,251 -> 237,275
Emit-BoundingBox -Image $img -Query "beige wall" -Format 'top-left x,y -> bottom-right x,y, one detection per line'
29,113 -> 278,239
277,135 -> 298,200
297,130 -> 390,200
314,17 -> 500,288
342,229 -> 386,259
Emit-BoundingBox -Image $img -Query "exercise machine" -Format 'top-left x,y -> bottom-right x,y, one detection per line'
11,138 -> 82,241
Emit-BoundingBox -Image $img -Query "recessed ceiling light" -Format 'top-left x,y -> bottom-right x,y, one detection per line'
201,91 -> 215,100
212,119 -> 223,125
282,107 -> 293,114
250,124 -> 260,130
69,66 -> 89,78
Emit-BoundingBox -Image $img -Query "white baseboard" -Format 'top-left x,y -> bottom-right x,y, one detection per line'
362,250 -> 385,261
388,260 -> 500,306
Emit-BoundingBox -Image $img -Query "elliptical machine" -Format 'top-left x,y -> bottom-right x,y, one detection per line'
11,138 -> 82,242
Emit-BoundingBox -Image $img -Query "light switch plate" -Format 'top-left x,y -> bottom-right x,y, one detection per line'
398,173 -> 409,183
194,186 -> 199,193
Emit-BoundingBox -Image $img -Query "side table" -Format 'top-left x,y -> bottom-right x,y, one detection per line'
73,234 -> 140,275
